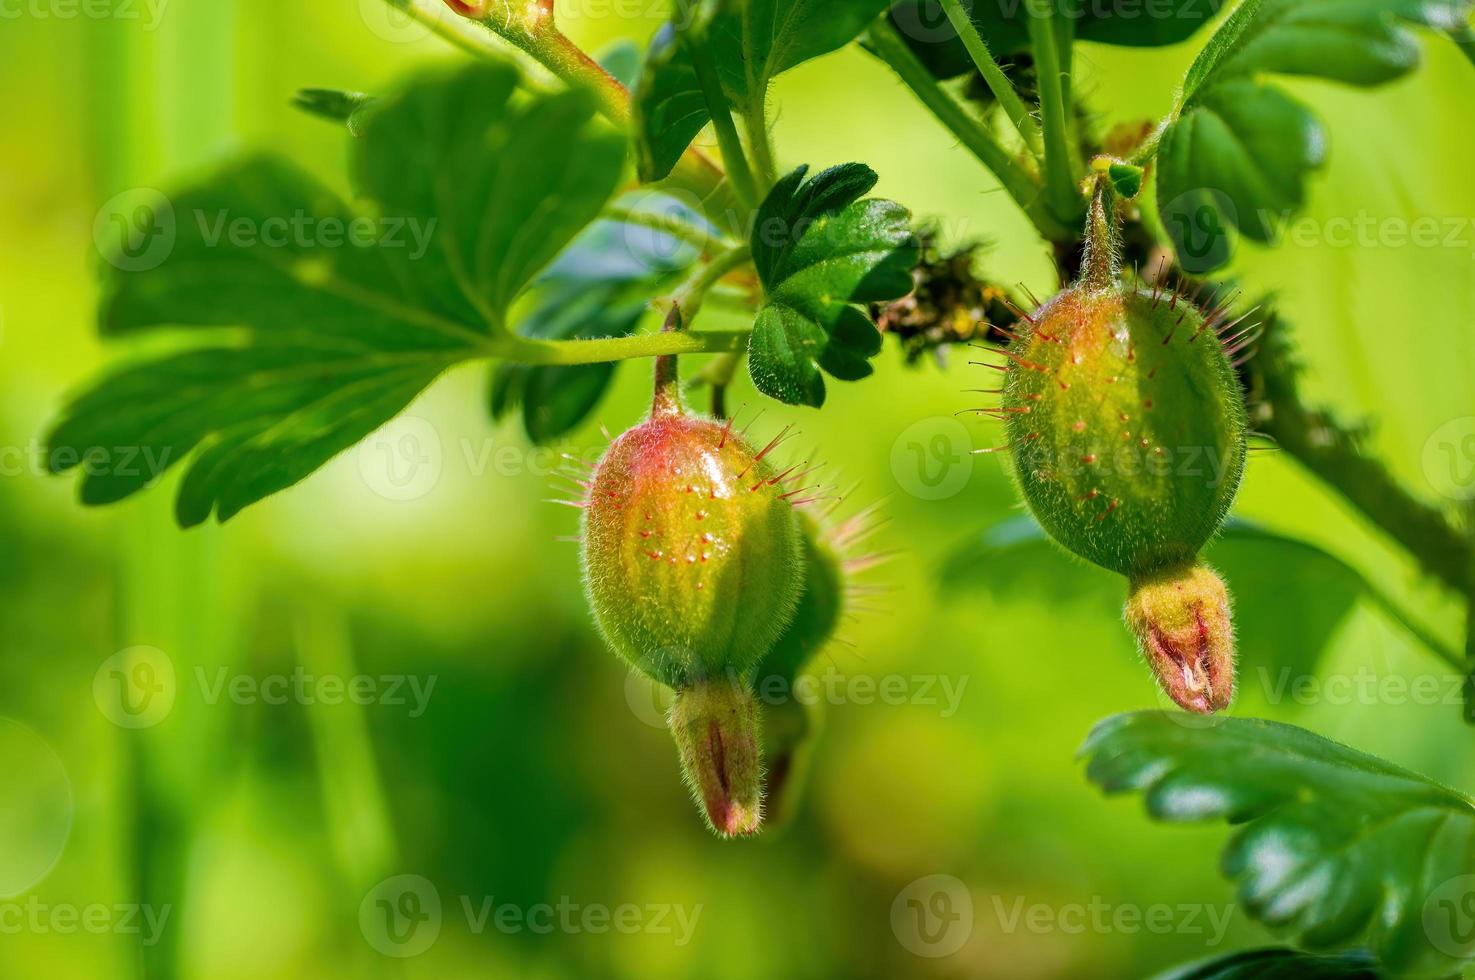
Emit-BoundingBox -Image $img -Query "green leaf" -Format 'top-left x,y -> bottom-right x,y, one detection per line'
1082,712 -> 1475,977
1152,947 -> 1382,979
1107,161 -> 1144,199
51,63 -> 627,523
1157,0 -> 1469,271
940,517 -> 1368,684
633,22 -> 712,183
886,0 -> 1230,79
354,65 -> 626,331
632,0 -> 891,181
724,0 -> 895,96
490,214 -> 694,443
746,164 -> 916,407
1158,80 -> 1326,253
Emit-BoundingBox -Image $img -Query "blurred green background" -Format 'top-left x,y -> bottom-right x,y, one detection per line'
1,2 -> 1473,977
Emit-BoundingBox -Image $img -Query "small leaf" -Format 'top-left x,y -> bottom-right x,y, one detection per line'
632,0 -> 890,182
746,164 -> 916,407
1107,161 -> 1144,199
1152,947 -> 1382,979
1082,711 -> 1475,977
52,63 -> 628,523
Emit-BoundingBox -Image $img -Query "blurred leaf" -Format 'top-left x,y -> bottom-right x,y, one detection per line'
746,164 -> 916,407
290,88 -> 374,136
632,0 -> 890,181
885,0 -> 1229,79
1152,947 -> 1382,979
1157,0 -> 1468,270
596,39 -> 643,88
1082,711 -> 1475,978
941,516 -> 1366,681
51,63 -> 626,523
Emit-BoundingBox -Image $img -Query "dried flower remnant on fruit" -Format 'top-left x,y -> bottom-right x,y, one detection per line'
1126,563 -> 1235,713
668,678 -> 764,837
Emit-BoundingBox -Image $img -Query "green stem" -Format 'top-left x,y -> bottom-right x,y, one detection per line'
507,328 -> 749,365
380,0 -> 728,204
1081,171 -> 1118,291
937,0 -> 1042,157
1025,0 -> 1082,222
744,82 -> 779,190
683,30 -> 759,209
1055,12 -> 1084,176
865,21 -> 1071,242
600,204 -> 730,255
